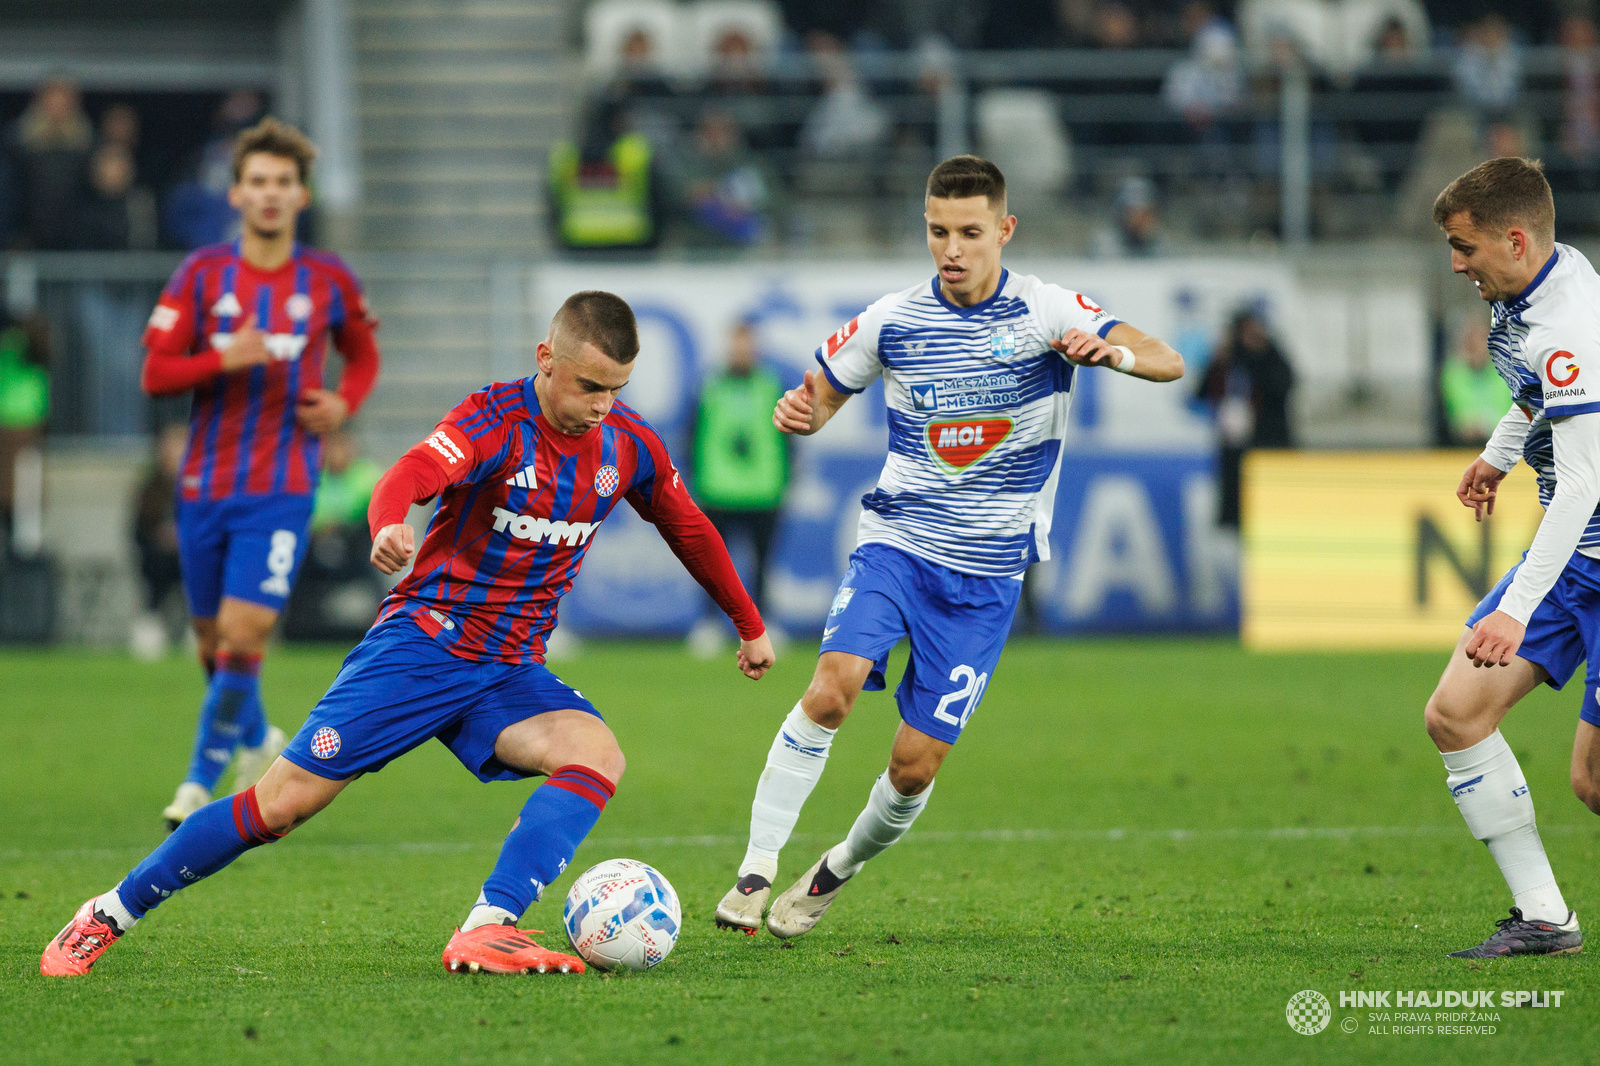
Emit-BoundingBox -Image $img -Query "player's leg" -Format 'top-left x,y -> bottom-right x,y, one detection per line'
444,699 -> 622,975
1572,720 -> 1600,815
767,554 -> 1019,939
1427,625 -> 1582,956
41,758 -> 350,976
176,596 -> 280,819
163,497 -> 228,826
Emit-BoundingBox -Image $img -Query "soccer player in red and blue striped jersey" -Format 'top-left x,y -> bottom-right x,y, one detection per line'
42,291 -> 772,979
140,119 -> 380,831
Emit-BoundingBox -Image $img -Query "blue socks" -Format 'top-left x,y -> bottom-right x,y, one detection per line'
479,765 -> 615,917
186,652 -> 267,791
116,787 -> 283,921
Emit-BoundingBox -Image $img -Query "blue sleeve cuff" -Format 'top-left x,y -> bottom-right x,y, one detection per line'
1547,401 -> 1600,418
1096,318 -> 1122,339
813,351 -> 865,395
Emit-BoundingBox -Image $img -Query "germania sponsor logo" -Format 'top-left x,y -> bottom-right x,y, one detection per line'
425,429 -> 466,466
490,507 -> 599,546
825,316 -> 859,358
1077,292 -> 1103,313
211,292 -> 242,318
1547,350 -> 1580,387
594,464 -> 620,497
927,417 -> 1014,472
148,304 -> 179,331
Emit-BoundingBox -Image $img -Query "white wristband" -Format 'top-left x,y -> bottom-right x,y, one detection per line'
1111,346 -> 1136,374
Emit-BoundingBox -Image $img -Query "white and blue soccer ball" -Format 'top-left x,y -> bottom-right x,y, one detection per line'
562,858 -> 681,972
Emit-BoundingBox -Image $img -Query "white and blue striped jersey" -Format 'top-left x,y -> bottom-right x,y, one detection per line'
816,268 -> 1119,577
1487,244 -> 1600,554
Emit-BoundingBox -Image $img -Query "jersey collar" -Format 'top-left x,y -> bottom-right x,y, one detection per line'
930,268 -> 1009,318
1507,246 -> 1560,308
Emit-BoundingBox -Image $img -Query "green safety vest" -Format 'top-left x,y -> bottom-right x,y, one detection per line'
1440,358 -> 1512,440
312,457 -> 383,532
0,327 -> 47,430
693,369 -> 788,511
549,134 -> 654,247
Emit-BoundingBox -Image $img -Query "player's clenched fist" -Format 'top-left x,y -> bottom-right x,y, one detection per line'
218,312 -> 273,371
370,522 -> 415,575
737,631 -> 776,680
774,370 -> 821,435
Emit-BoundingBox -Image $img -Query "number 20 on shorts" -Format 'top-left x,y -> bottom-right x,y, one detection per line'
933,665 -> 989,729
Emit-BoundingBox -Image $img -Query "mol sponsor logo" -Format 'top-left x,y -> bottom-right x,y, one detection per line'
491,507 -> 599,547
926,417 -> 1013,472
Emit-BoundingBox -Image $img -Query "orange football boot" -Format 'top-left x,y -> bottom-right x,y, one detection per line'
442,924 -> 585,975
40,897 -> 122,977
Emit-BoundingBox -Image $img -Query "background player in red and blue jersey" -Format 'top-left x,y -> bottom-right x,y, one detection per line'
41,291 -> 774,978
139,119 -> 381,831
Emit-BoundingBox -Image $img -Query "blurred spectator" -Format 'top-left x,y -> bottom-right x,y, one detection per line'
74,144 -> 158,250
1093,3 -> 1142,49
687,320 -> 789,654
7,78 -> 92,250
1562,15 -> 1600,167
1483,119 -> 1530,160
548,97 -> 662,251
99,103 -> 140,152
128,422 -> 188,660
1440,316 -> 1511,447
310,428 -> 382,536
285,428 -> 385,641
0,313 -> 49,540
1163,6 -> 1244,140
616,27 -> 674,97
1373,15 -> 1414,60
706,25 -> 769,96
161,90 -> 263,249
1197,309 -> 1295,528
1171,288 -> 1216,390
669,110 -> 772,248
800,32 -> 889,159
1453,14 -> 1521,116
1093,175 -> 1165,256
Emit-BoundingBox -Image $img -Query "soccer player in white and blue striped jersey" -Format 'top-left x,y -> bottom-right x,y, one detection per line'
714,156 -> 1185,938
1428,157 -> 1595,958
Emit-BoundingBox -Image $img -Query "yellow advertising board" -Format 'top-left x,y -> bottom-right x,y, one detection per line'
1243,451 -> 1546,650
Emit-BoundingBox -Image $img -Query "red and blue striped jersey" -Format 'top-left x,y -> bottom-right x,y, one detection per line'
142,240 -> 380,501
376,378 -> 763,664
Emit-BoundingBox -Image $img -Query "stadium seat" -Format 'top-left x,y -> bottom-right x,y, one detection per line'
976,90 -> 1072,202
683,0 -> 782,79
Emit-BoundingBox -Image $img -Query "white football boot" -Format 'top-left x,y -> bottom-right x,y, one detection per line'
161,782 -> 211,832
766,850 -> 852,939
714,874 -> 772,934
232,725 -> 287,793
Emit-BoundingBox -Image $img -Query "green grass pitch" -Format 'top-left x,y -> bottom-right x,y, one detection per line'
2,638 -> 1597,1065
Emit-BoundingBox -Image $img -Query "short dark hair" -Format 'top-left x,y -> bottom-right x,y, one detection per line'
553,290 -> 639,364
926,155 -> 1007,209
232,117 -> 317,185
1433,156 -> 1555,244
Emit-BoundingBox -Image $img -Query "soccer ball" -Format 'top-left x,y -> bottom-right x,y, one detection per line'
562,858 -> 681,971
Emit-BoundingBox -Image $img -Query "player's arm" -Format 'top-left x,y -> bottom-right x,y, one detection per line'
1052,322 -> 1184,382
299,274 -> 382,435
773,369 -> 850,435
141,308 -> 273,395
1468,411 -> 1600,666
1457,404 -> 1529,520
366,412 -> 490,574
625,436 -> 773,679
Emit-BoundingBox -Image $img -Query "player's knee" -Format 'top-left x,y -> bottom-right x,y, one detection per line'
588,746 -> 626,788
886,754 -> 936,796
1571,770 -> 1600,815
801,678 -> 856,730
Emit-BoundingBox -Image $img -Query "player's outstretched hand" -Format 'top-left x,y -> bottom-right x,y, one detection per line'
1456,457 -> 1509,522
1051,328 -> 1124,369
737,631 -> 776,680
774,371 -> 820,435
297,388 -> 350,435
219,313 -> 273,371
1464,609 -> 1525,668
371,522 -> 415,575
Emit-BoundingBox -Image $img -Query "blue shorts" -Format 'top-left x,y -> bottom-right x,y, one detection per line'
175,493 -> 314,616
282,616 -> 601,782
1468,551 -> 1600,728
820,542 -> 1022,745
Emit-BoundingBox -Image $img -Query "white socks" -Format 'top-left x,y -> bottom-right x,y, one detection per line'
740,703 -> 838,881
98,884 -> 138,934
826,773 -> 934,880
1442,731 -> 1569,923
462,891 -> 518,932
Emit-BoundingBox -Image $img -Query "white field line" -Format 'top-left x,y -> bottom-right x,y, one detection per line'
1,823 -> 1592,864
